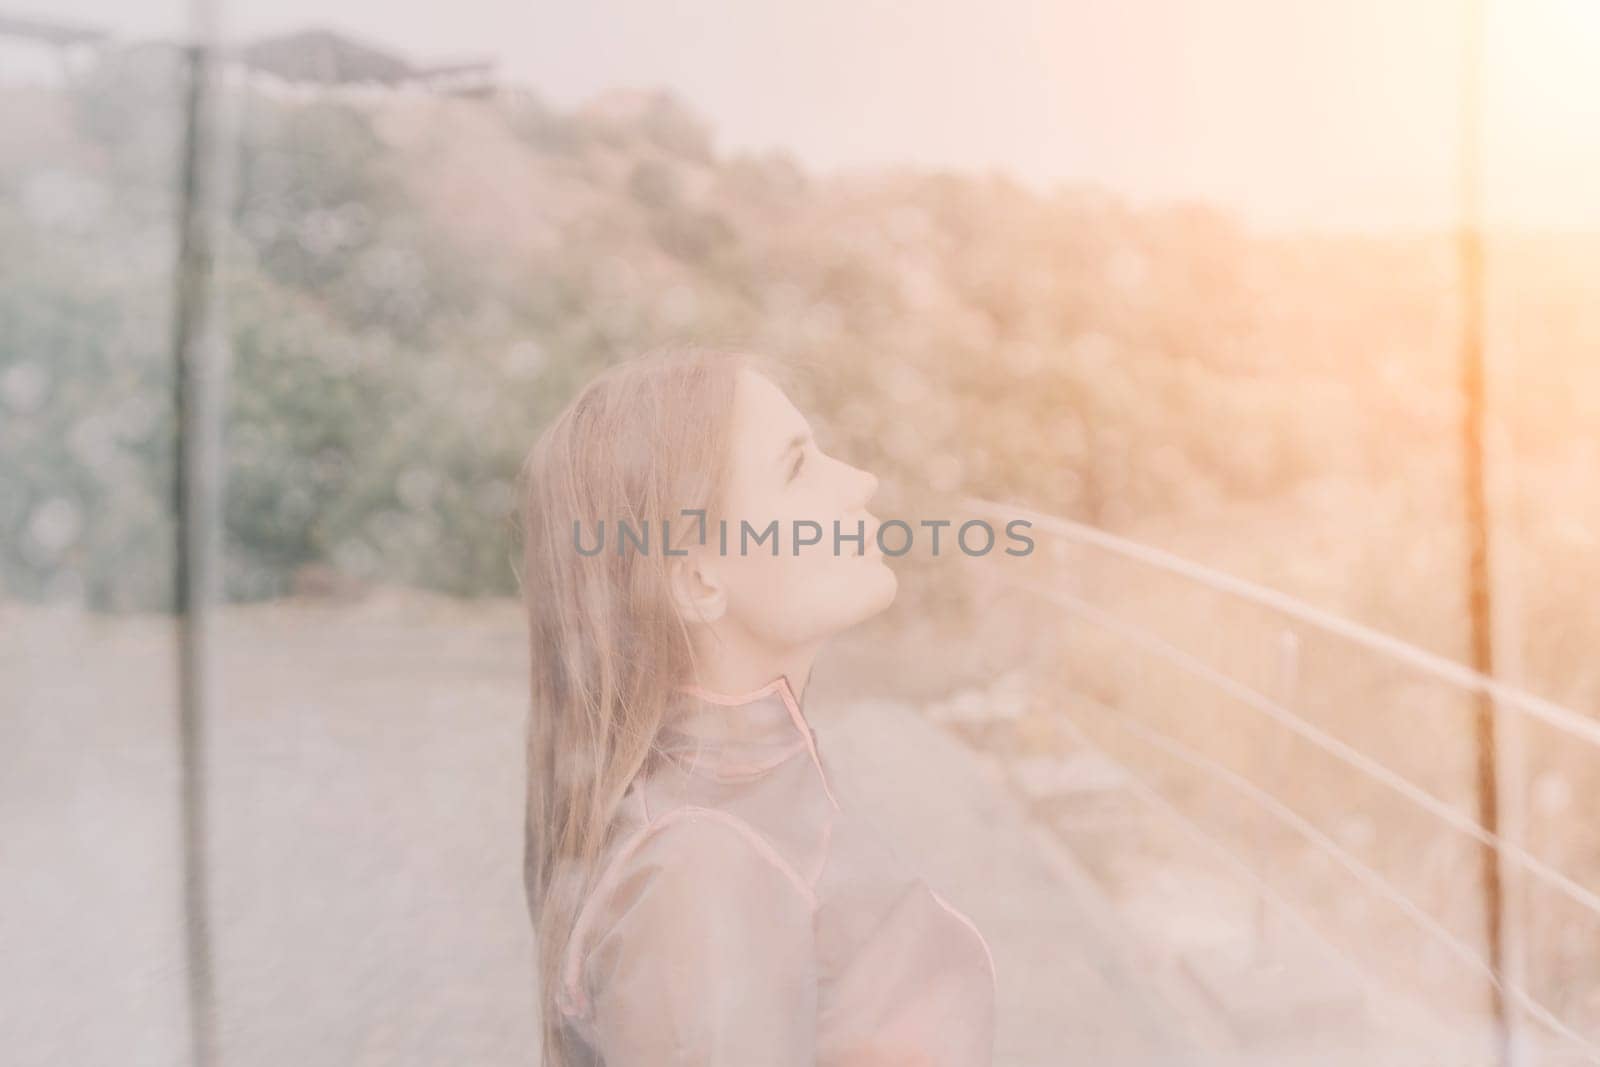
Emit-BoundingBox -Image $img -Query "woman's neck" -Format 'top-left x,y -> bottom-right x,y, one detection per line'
687,629 -> 820,704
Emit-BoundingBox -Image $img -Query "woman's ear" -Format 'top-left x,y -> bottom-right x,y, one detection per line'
667,550 -> 726,626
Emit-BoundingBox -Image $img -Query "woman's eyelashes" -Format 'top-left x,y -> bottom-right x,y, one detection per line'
787,448 -> 806,483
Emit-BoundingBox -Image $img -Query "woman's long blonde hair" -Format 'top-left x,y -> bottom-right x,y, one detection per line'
516,343 -> 793,1065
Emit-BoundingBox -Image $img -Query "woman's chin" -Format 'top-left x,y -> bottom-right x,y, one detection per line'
860,554 -> 899,614
815,556 -> 899,635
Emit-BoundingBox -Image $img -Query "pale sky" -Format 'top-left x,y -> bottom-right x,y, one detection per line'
16,0 -> 1600,232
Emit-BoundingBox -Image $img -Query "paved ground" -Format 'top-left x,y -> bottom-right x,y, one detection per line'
3,591 -> 1225,1066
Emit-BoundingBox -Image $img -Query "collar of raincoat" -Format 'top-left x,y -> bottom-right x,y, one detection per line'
654,674 -> 819,777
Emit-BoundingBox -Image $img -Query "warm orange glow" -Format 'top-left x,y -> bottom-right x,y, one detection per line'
1484,0 -> 1600,228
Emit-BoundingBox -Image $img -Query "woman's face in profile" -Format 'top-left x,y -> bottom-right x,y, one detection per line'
699,368 -> 898,648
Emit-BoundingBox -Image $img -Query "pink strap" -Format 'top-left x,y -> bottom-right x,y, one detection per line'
929,887 -> 1000,1004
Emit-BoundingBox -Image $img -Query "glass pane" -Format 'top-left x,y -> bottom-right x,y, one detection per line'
10,3 -> 1599,1064
1,6 -> 194,1064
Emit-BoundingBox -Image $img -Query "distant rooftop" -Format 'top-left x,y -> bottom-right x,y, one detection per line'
0,16 -> 493,91
234,26 -> 494,89
0,11 -> 108,47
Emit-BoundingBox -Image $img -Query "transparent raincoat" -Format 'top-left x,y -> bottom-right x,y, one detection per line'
553,676 -> 997,1066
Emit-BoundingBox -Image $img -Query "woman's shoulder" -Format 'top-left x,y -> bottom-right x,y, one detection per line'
627,747 -> 839,875
558,805 -> 818,1019
619,805 -> 818,906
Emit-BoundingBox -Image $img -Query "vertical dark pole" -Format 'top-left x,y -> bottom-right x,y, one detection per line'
1458,0 -> 1510,1061
171,22 -> 224,1067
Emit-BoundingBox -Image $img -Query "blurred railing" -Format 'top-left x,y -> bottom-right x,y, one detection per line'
959,496 -> 1600,1061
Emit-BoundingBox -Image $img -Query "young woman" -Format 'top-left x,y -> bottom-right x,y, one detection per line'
518,345 -> 997,1066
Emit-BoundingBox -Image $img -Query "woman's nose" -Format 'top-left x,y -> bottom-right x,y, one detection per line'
826,450 -> 878,507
